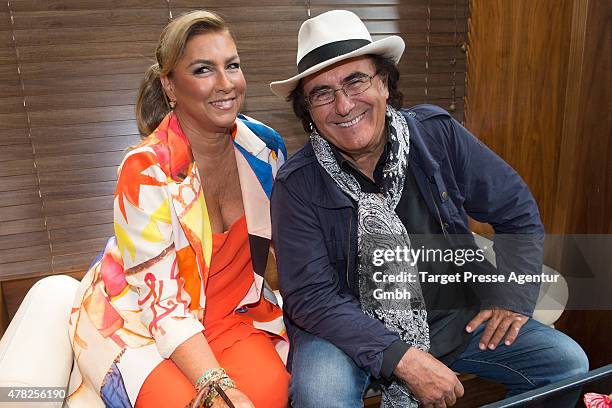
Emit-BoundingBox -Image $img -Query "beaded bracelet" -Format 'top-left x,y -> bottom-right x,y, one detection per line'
192,368 -> 236,408
195,368 -> 227,392
203,378 -> 236,407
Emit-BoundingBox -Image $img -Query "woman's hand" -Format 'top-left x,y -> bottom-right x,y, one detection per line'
210,387 -> 255,408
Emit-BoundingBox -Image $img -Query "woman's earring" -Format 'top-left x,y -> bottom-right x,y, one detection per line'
169,100 -> 176,109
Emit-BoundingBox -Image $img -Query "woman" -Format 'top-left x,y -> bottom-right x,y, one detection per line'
67,11 -> 289,408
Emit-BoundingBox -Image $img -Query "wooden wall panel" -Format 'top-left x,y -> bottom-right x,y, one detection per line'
560,0 -> 612,235
0,1 -> 46,289
0,1 -> 165,282
465,0 -> 611,368
465,0 -> 573,232
551,0 -> 612,370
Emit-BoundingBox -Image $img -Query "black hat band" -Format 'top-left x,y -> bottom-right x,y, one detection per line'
297,39 -> 371,74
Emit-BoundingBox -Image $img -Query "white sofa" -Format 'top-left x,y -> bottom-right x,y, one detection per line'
0,235 -> 568,407
0,275 -> 78,407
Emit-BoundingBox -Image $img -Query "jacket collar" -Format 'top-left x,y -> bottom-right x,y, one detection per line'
402,110 -> 443,178
296,143 -> 354,210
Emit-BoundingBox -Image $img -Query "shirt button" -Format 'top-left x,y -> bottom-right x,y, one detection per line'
441,191 -> 449,200
235,306 -> 248,313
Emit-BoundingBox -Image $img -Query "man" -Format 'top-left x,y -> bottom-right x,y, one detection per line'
269,10 -> 588,408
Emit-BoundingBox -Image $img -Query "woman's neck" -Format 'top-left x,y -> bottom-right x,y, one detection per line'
175,112 -> 235,168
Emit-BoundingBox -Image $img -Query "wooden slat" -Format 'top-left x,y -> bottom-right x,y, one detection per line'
0,143 -> 32,162
52,236 -> 108,257
28,105 -> 136,127
10,9 -> 170,30
0,174 -> 38,192
0,159 -> 34,177
0,48 -> 17,65
0,96 -> 25,114
33,135 -> 138,157
44,195 -> 113,216
13,25 -> 164,45
0,28 -> 15,45
35,151 -> 124,172
0,258 -> 51,281
401,72 -> 466,86
23,73 -> 144,95
0,4 -> 10,28
0,244 -> 50,264
0,79 -> 25,97
40,180 -> 116,201
400,57 -> 467,74
0,231 -> 47,251
49,223 -> 114,244
19,58 -> 152,80
39,167 -> 118,188
0,112 -> 28,129
9,0 -> 169,12
27,89 -> 138,110
0,217 -> 45,236
403,85 -> 465,99
0,189 -> 40,207
16,41 -> 157,63
0,64 -> 19,81
46,209 -> 113,230
30,120 -> 139,141
0,203 -> 41,222
53,250 -> 100,274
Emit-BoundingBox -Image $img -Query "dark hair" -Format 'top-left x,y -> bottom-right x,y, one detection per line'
288,54 -> 404,133
135,10 -> 230,136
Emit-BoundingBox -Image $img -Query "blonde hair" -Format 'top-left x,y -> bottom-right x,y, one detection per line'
135,10 -> 230,136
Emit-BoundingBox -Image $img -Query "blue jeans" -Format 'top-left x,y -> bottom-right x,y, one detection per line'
289,319 -> 589,407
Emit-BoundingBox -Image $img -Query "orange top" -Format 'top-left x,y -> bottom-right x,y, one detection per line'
203,215 -> 261,353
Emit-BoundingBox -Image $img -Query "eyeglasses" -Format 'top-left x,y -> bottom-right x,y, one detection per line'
305,72 -> 378,107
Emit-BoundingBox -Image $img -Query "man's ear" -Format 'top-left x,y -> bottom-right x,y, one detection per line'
160,75 -> 176,102
379,73 -> 390,100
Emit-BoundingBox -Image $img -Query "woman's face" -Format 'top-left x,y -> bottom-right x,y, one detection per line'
162,31 -> 246,135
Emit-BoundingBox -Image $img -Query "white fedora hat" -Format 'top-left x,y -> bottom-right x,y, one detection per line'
269,10 -> 405,98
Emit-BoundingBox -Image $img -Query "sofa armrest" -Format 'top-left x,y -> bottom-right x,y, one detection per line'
472,233 -> 568,326
0,275 -> 79,407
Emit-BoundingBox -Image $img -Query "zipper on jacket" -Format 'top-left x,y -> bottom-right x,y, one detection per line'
429,184 -> 449,237
346,209 -> 352,290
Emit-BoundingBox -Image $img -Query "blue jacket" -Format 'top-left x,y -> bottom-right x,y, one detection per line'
271,105 -> 544,378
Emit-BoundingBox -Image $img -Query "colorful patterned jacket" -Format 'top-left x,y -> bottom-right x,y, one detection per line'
67,112 -> 288,404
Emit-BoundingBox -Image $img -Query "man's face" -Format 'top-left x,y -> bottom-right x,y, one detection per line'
302,56 -> 389,157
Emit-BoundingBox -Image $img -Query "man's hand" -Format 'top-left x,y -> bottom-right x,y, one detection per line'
466,307 -> 528,350
394,347 -> 464,407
